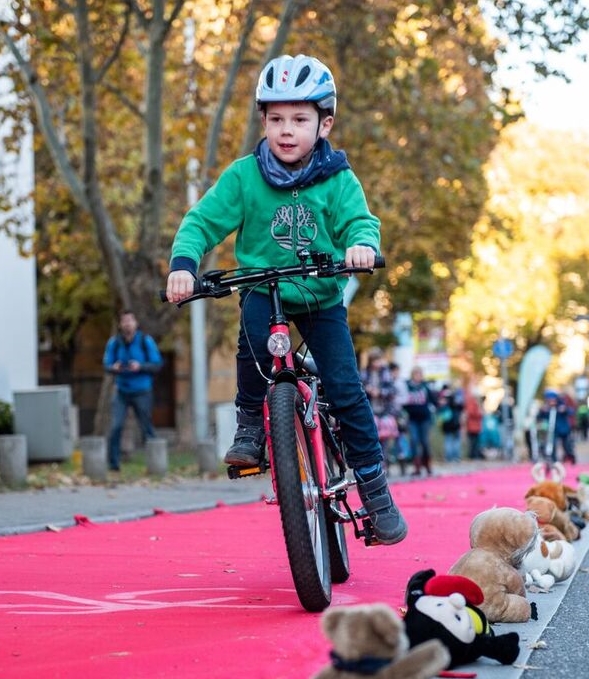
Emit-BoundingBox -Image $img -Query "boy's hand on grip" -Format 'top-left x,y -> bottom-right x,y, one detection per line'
166,270 -> 195,303
345,245 -> 375,269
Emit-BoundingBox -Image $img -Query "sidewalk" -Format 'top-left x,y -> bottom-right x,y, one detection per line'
0,472 -> 274,536
0,456 -> 530,536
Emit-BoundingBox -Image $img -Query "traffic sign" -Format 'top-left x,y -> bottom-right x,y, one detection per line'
493,338 -> 514,359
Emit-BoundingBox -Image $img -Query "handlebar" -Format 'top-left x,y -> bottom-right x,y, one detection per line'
160,250 -> 385,306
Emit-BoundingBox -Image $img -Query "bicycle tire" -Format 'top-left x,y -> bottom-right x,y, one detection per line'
323,443 -> 351,584
269,381 -> 331,612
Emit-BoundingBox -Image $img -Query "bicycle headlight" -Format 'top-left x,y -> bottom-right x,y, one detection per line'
267,331 -> 291,357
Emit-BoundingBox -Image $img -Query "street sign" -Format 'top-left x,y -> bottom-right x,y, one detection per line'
493,338 -> 514,359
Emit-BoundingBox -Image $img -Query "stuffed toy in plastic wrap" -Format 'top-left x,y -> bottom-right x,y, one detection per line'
403,569 -> 520,669
312,602 -> 450,679
448,507 -> 538,622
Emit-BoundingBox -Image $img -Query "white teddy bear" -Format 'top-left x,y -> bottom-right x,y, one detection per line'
520,533 -> 555,590
545,539 -> 576,582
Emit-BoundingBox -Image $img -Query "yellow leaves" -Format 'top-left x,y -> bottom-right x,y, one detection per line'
448,118 -> 589,377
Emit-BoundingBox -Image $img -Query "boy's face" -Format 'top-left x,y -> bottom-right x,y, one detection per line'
261,101 -> 333,167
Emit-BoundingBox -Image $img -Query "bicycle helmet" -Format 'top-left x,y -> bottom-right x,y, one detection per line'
256,54 -> 337,116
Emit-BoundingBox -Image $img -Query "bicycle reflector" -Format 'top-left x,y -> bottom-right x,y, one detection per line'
267,331 -> 291,357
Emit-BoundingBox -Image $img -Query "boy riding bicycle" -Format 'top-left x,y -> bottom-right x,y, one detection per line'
166,54 -> 407,546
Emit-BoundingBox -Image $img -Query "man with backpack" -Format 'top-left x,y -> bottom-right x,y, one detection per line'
103,310 -> 163,471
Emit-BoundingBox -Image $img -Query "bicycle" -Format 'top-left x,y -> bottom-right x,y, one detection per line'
162,249 -> 385,612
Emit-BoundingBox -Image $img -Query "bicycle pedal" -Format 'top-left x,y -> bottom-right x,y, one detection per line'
226,460 -> 268,479
358,517 -> 380,546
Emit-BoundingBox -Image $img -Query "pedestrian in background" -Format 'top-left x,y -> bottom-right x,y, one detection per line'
103,310 -> 163,471
360,348 -> 394,417
437,384 -> 463,462
404,366 -> 437,476
577,401 -> 589,440
536,389 -> 576,465
360,348 -> 398,471
388,361 -> 411,474
464,390 -> 484,460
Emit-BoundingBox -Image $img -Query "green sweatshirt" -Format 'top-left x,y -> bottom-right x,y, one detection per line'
170,153 -> 380,313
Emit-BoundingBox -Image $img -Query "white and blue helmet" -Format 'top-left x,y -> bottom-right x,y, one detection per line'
256,54 -> 337,116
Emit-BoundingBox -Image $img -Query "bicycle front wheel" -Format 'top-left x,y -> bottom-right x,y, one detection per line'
323,444 -> 351,584
269,381 -> 331,612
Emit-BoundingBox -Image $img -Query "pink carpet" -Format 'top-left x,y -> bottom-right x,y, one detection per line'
1,462 -> 586,678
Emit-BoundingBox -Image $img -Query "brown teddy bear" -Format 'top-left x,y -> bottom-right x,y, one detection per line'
448,507 -> 538,623
525,463 -> 586,537
525,495 -> 580,542
312,603 -> 450,679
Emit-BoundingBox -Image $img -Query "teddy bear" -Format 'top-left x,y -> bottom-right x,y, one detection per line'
403,569 -> 520,669
525,495 -> 580,542
520,522 -> 577,587
448,506 -> 538,622
546,538 -> 576,581
312,602 -> 450,679
519,532 -> 556,590
527,462 -> 586,532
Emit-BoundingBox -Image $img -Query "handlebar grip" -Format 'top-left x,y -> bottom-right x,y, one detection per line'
374,255 -> 385,269
159,277 -> 214,305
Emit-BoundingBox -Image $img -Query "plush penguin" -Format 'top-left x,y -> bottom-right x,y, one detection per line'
403,569 -> 520,669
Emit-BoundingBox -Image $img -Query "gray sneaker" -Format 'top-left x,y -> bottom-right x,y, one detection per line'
223,410 -> 266,467
354,465 -> 408,544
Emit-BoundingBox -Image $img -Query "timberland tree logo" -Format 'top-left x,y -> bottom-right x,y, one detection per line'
270,204 -> 317,250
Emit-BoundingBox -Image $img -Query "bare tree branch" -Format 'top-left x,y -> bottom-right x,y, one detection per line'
240,0 -> 309,155
0,25 -> 88,211
95,3 -> 132,83
200,0 -> 258,194
75,0 -> 130,304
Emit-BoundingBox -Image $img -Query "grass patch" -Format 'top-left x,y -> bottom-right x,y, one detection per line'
1,449 -> 206,492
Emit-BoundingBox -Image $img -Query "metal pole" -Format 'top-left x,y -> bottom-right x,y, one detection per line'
500,356 -> 513,459
185,155 -> 209,445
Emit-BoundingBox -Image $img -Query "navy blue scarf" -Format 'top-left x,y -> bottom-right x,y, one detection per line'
254,137 -> 350,189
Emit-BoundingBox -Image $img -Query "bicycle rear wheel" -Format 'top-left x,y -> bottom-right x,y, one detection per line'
269,381 -> 331,612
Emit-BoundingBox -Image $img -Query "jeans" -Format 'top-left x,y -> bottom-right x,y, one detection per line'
235,291 -> 382,469
467,432 -> 483,459
108,389 -> 155,470
408,419 -> 432,470
443,431 -> 461,461
545,433 -> 575,463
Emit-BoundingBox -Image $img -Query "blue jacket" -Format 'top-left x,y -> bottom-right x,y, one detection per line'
103,331 -> 163,394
